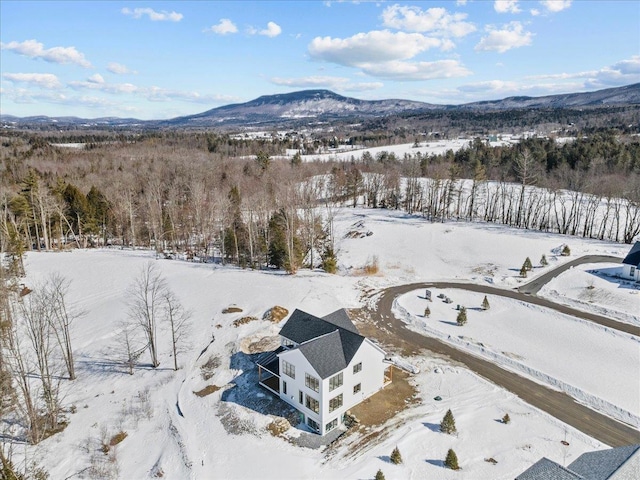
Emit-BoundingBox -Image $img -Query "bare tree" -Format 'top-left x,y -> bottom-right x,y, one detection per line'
127,262 -> 167,368
114,320 -> 144,375
162,290 -> 192,371
46,273 -> 80,380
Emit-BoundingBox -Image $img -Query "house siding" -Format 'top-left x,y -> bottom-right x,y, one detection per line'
277,349 -> 323,430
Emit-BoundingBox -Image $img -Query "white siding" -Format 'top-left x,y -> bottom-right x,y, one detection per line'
277,349 -> 323,431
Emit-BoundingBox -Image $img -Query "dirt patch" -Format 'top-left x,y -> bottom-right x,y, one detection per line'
194,385 -> 221,397
349,308 -> 421,357
348,369 -> 419,429
222,306 -> 243,314
263,305 -> 289,323
233,316 -> 258,327
200,356 -> 221,380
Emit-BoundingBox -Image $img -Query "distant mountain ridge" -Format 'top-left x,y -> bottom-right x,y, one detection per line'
2,83 -> 639,129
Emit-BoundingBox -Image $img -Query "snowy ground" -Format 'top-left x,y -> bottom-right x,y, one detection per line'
6,207 -> 638,479
395,289 -> 640,427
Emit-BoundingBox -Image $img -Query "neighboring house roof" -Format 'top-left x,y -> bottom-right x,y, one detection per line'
568,444 -> 640,480
622,241 -> 640,266
278,309 -> 366,379
516,458 -> 583,480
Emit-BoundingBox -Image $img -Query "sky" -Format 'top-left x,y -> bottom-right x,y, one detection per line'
1,0 -> 639,120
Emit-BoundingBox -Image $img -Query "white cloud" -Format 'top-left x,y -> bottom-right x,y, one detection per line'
540,0 -> 572,13
475,22 -> 533,53
530,8 -> 540,16
309,30 -> 450,67
121,7 -> 183,22
2,73 -> 62,89
270,75 -> 383,91
528,56 -> 640,88
381,5 -> 476,37
69,76 -> 137,94
107,62 -> 134,74
456,0 -> 468,5
249,21 -> 282,37
494,1 -> 521,14
357,59 -> 472,80
0,39 -> 92,68
205,19 -> 238,35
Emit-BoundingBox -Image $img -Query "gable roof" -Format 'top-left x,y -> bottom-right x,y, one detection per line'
622,241 -> 640,266
278,309 -> 367,379
516,458 -> 583,480
568,444 -> 640,480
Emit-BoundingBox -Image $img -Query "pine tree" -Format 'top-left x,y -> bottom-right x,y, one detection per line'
456,307 -> 467,326
374,469 -> 386,480
445,449 -> 460,470
524,257 -> 533,271
561,245 -> 571,256
520,264 -> 528,278
481,295 -> 490,310
440,409 -> 457,434
390,446 -> 403,464
424,306 -> 431,317
502,413 -> 511,424
540,254 -> 549,266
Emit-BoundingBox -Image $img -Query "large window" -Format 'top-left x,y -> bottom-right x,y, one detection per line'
282,360 -> 295,379
305,373 -> 319,392
307,418 -> 319,432
353,362 -> 362,374
326,418 -> 338,432
305,394 -> 319,414
329,372 -> 343,391
353,383 -> 361,394
329,393 -> 343,413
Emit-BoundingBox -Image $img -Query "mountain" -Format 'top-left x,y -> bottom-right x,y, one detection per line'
2,84 -> 639,129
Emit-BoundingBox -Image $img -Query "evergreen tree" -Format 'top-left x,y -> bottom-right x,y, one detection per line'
481,295 -> 490,310
390,446 -> 402,465
321,245 -> 338,274
424,306 -> 431,317
440,409 -> 457,434
561,245 -> 571,256
456,307 -> 467,326
540,254 -> 549,266
520,264 -> 528,278
291,151 -> 302,167
374,469 -> 385,480
445,449 -> 460,470
524,257 -> 533,271
502,413 -> 511,424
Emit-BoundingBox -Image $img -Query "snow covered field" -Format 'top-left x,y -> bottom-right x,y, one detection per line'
7,207 -> 638,479
395,289 -> 640,427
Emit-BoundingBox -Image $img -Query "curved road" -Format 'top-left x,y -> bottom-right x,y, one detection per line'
364,255 -> 639,447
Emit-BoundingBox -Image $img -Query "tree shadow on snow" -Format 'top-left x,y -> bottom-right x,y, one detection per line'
422,422 -> 441,432
439,320 -> 460,327
377,455 -> 391,463
426,459 -> 445,467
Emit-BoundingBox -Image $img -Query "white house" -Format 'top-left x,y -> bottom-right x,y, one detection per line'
621,241 -> 640,282
256,309 -> 392,435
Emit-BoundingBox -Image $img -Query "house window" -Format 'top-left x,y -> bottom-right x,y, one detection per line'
353,362 -> 362,374
353,383 -> 361,394
326,418 -> 338,432
329,372 -> 343,391
282,360 -> 295,379
283,381 -> 287,395
307,418 -> 320,432
299,390 -> 303,404
305,394 -> 319,414
631,266 -> 636,276
305,373 -> 319,392
329,393 -> 343,413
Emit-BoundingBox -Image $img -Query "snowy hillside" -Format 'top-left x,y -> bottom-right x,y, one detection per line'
5,208 -> 637,479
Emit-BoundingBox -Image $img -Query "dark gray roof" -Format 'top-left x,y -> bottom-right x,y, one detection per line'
322,308 -> 360,334
622,241 -> 640,266
279,309 -> 366,379
568,444 -> 640,480
516,458 -> 583,480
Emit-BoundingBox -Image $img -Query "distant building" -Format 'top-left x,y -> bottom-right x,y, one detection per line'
256,309 -> 392,435
621,241 -> 640,282
516,444 -> 640,480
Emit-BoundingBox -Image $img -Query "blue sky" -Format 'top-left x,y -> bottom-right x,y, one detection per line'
1,0 -> 639,119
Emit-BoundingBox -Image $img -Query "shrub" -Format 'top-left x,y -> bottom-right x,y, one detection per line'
456,307 -> 467,326
440,409 -> 457,434
502,413 -> 511,424
540,254 -> 548,266
374,469 -> 386,480
481,295 -> 490,310
561,245 -> 571,256
390,446 -> 403,464
424,306 -> 431,317
363,255 -> 379,275
520,264 -> 528,278
524,257 -> 533,271
445,449 -> 460,470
